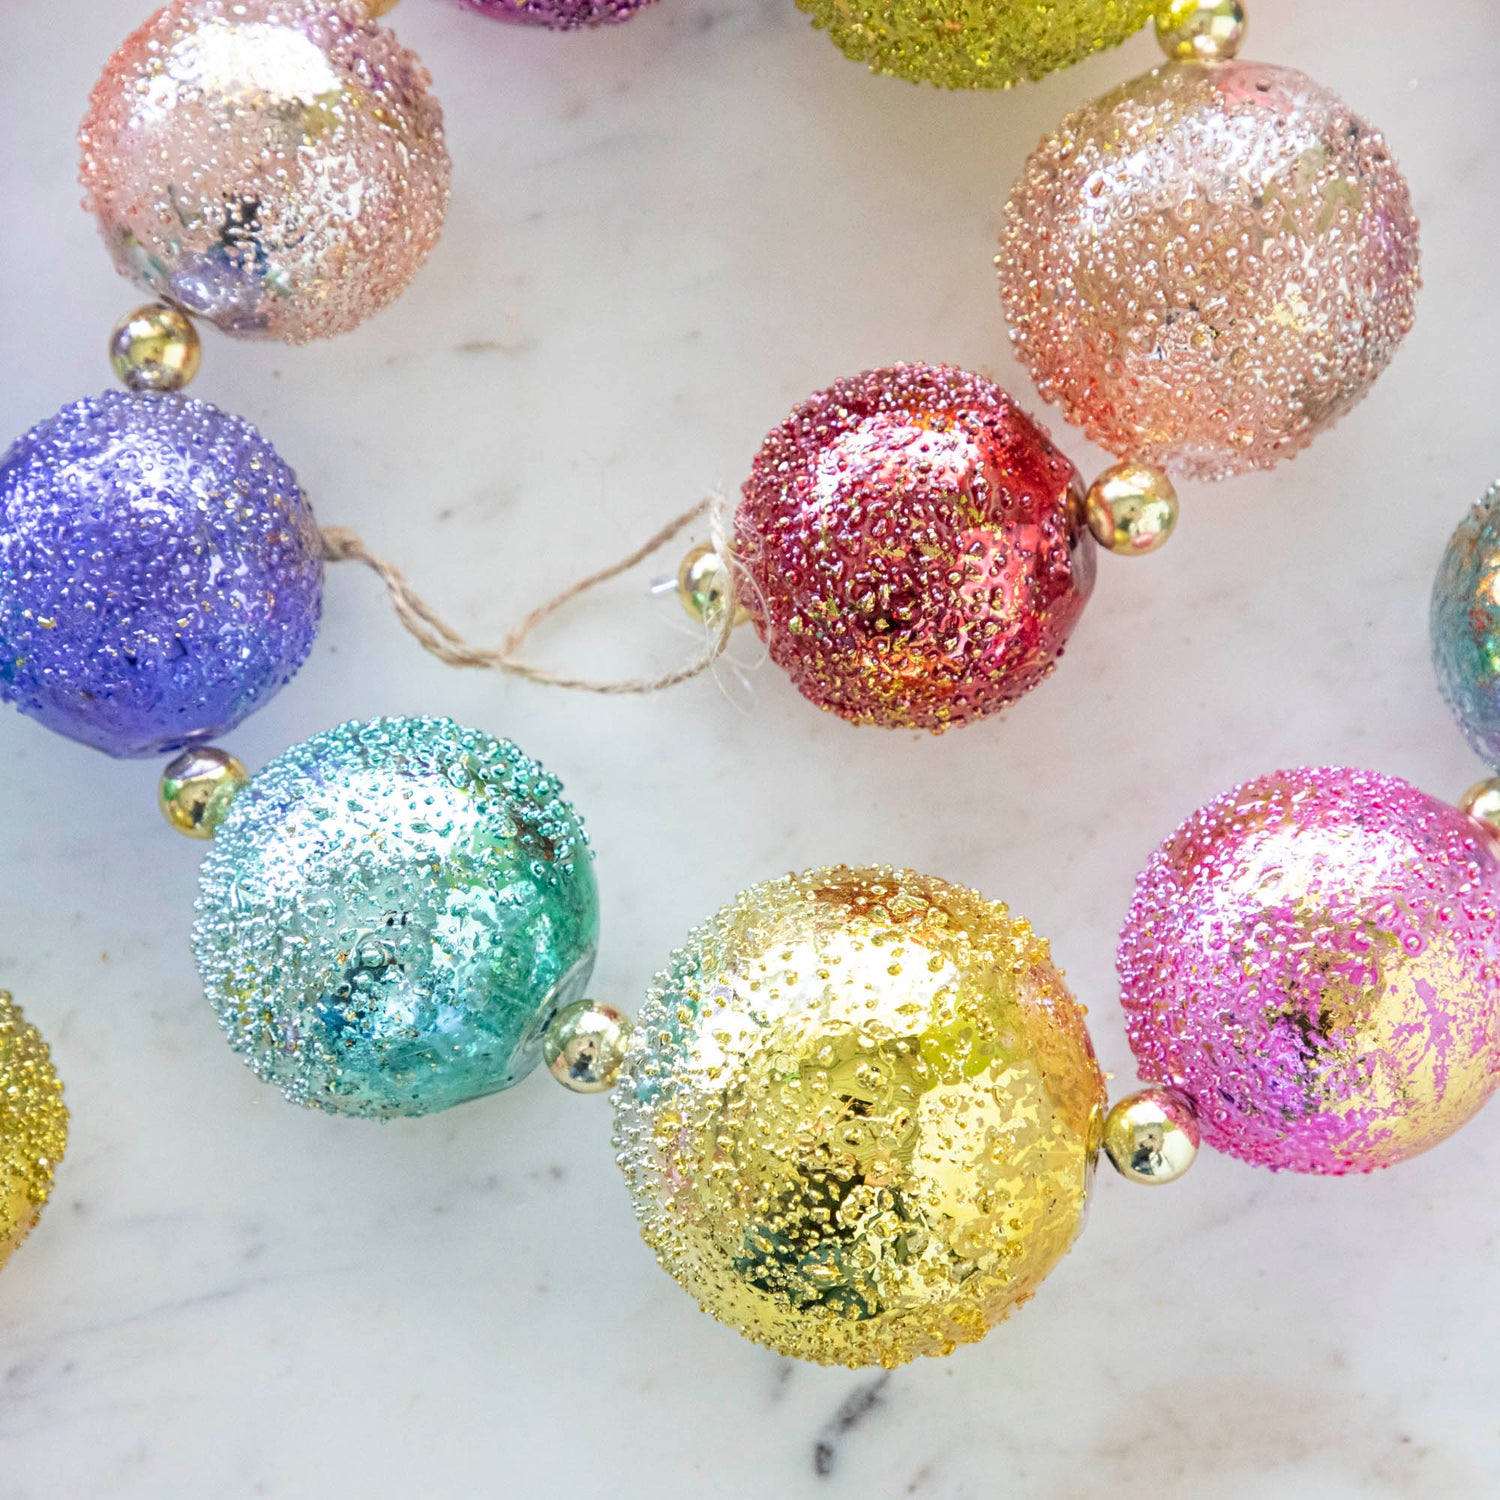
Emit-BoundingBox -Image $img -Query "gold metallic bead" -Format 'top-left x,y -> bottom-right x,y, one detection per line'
677,543 -> 748,631
357,0 -> 400,13
108,303 -> 202,393
1103,1087 -> 1200,1185
545,1000 -> 633,1094
1459,777 -> 1500,837
1155,0 -> 1246,62
159,747 -> 250,840
1085,462 -> 1179,557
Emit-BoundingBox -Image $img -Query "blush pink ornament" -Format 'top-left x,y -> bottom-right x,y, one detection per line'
733,363 -> 1096,733
1118,768 -> 1500,1175
998,60 -> 1421,481
79,0 -> 451,344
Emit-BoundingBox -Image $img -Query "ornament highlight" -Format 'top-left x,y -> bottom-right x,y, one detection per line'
80,0 -> 451,343
108,302 -> 202,392
614,866 -> 1106,1367
734,364 -> 1096,732
1433,483 -> 1500,769
792,0 -> 1157,90
0,392 -> 322,758
999,61 -> 1420,480
1119,768 -> 1500,1174
0,995 -> 68,1271
193,718 -> 598,1118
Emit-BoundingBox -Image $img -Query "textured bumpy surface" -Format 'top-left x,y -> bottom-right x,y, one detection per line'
450,0 -> 654,28
80,0 -> 450,343
1119,768 -> 1500,1174
194,718 -> 599,1119
793,0 -> 1156,89
613,866 -> 1106,1367
0,392 -> 322,758
1433,483 -> 1500,770
999,61 -> 1421,480
735,364 -> 1095,732
0,994 -> 68,1271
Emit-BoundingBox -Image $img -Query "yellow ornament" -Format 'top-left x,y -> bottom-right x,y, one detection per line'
793,0 -> 1159,89
0,993 -> 68,1269
613,867 -> 1106,1367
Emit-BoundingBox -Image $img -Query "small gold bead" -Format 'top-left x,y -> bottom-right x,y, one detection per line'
1103,1087 -> 1200,1185
1155,0 -> 1247,62
1085,462 -> 1179,556
109,303 -> 202,393
544,1000 -> 633,1095
1459,777 -> 1500,837
159,747 -> 250,840
677,543 -> 748,630
358,0 -> 401,13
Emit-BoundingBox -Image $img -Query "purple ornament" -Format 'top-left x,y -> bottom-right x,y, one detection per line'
450,0 -> 654,29
0,392 -> 322,758
1118,767 -> 1500,1175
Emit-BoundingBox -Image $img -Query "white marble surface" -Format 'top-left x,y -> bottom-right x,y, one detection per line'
1,0 -> 1499,1494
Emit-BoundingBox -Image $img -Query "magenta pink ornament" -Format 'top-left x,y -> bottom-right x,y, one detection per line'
1118,768 -> 1500,1175
450,0 -> 655,27
734,364 -> 1096,733
80,0 -> 451,344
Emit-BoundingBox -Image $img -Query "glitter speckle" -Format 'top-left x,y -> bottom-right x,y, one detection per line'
999,61 -> 1421,480
0,994 -> 68,1271
734,364 -> 1095,733
1432,483 -> 1500,770
613,866 -> 1106,1367
793,0 -> 1157,89
0,392 -> 322,759
1119,768 -> 1500,1174
80,0 -> 451,343
193,717 -> 599,1119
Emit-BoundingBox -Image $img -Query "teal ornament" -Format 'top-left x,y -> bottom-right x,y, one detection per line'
192,717 -> 599,1118
1433,483 -> 1500,769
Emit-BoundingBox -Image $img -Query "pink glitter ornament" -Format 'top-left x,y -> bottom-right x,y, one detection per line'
450,0 -> 655,28
80,0 -> 451,344
733,364 -> 1096,733
999,61 -> 1421,480
1119,768 -> 1500,1175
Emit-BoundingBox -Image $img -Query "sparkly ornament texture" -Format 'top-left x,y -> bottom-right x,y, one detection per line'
999,61 -> 1421,480
450,0 -> 654,29
793,0 -> 1156,90
193,718 -> 598,1118
735,365 -> 1095,732
1119,768 -> 1500,1174
614,867 -> 1106,1367
0,995 -> 68,1271
0,392 -> 322,758
1433,483 -> 1500,770
80,0 -> 451,343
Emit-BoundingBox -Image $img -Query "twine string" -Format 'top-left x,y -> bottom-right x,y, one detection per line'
318,497 -> 739,696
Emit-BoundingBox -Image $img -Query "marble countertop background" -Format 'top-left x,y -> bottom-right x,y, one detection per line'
1,1 -> 1498,1495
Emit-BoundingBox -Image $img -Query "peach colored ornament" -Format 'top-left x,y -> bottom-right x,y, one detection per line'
80,0 -> 451,344
999,60 -> 1420,481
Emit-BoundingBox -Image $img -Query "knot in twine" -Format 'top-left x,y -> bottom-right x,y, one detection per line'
318,497 -> 743,696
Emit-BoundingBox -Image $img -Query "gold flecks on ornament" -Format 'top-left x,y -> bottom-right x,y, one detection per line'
0,994 -> 68,1269
1103,1088 -> 1200,1184
1156,0 -> 1246,62
613,866 -> 1107,1368
1085,463 -> 1179,556
108,303 -> 201,393
159,746 -> 250,839
545,1000 -> 633,1094
1459,778 -> 1500,837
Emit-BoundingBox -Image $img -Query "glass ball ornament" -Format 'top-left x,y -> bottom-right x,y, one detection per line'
79,0 -> 451,344
1118,768 -> 1500,1174
613,866 -> 1107,1367
792,0 -> 1157,90
450,0 -> 656,28
193,717 -> 599,1119
999,61 -> 1421,480
0,392 -> 322,758
0,994 -> 68,1271
733,364 -> 1096,732
1433,483 -> 1500,769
